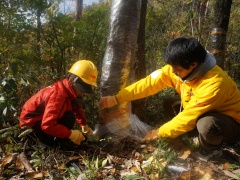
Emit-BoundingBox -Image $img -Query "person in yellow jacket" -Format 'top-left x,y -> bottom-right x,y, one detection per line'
100,36 -> 240,161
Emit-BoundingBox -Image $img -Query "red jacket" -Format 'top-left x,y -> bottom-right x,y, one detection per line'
20,78 -> 86,138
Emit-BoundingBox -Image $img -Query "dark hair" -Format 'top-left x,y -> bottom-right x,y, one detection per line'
163,37 -> 207,69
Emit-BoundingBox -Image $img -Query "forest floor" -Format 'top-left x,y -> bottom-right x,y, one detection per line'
1,128 -> 240,180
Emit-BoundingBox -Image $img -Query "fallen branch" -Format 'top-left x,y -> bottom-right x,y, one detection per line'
19,152 -> 33,172
223,148 -> 240,163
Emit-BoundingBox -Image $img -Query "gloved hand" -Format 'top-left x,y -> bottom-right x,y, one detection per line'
99,95 -> 118,110
81,125 -> 93,136
69,130 -> 85,145
142,129 -> 159,142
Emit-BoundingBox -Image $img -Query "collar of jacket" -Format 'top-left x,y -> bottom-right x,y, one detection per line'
61,78 -> 77,100
180,52 -> 216,83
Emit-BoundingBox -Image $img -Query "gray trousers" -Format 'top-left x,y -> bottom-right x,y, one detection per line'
197,112 -> 240,152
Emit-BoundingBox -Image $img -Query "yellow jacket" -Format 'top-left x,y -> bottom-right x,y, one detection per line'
116,64 -> 240,138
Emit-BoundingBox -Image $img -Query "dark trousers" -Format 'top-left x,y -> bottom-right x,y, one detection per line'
32,111 -> 76,146
197,112 -> 240,152
164,98 -> 240,151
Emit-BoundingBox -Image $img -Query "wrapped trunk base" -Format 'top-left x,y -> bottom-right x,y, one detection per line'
94,105 -> 152,143
94,0 -> 151,143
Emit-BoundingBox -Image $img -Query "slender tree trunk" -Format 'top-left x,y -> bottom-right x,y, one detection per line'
36,7 -> 42,59
132,0 -> 147,122
72,0 -> 83,60
210,0 -> 232,69
75,0 -> 83,21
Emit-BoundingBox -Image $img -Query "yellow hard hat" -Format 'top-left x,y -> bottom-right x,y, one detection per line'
69,60 -> 98,87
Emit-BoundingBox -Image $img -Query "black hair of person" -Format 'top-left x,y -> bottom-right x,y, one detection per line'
163,37 -> 207,70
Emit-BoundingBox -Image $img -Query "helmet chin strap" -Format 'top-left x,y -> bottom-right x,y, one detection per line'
73,76 -> 79,83
72,77 -> 82,92
68,76 -> 80,91
67,73 -> 77,86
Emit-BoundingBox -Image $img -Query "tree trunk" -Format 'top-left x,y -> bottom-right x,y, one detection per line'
210,0 -> 232,69
131,0 -> 147,122
94,0 -> 152,142
36,6 -> 42,59
73,0 -> 83,61
75,0 -> 83,21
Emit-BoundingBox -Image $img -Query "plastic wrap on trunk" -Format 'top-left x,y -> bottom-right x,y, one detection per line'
101,0 -> 140,95
93,0 -> 151,144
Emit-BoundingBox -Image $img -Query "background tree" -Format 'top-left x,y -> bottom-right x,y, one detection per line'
132,0 -> 148,122
210,0 -> 232,69
75,0 -> 83,21
22,0 -> 52,60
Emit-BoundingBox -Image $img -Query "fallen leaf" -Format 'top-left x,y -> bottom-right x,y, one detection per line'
130,166 -> 139,173
107,154 -> 124,165
179,150 -> 191,160
222,162 -> 234,171
199,173 -> 212,180
232,169 -> 240,174
124,159 -> 133,170
134,152 -> 142,161
15,155 -> 24,170
179,171 -> 191,180
141,155 -> 166,170
149,173 -> 159,180
147,145 -> 157,153
25,172 -> 43,179
194,167 -> 205,175
58,164 -> 66,170
1,153 -> 17,169
102,158 -> 108,167
42,171 -> 50,177
68,156 -> 82,161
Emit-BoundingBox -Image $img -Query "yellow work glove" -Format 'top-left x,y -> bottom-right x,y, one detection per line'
100,95 -> 118,110
69,130 -> 85,145
142,129 -> 159,142
81,125 -> 93,136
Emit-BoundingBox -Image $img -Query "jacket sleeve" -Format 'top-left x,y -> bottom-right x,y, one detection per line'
74,107 -> 87,126
158,80 -> 226,138
41,92 -> 71,138
116,65 -> 176,103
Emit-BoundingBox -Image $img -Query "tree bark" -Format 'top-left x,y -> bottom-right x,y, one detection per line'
210,0 -> 232,69
36,2 -> 42,59
132,0 -> 148,122
75,0 -> 83,21
95,0 -> 150,142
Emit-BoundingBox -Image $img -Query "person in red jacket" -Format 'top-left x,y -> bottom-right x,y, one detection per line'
20,60 -> 98,147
